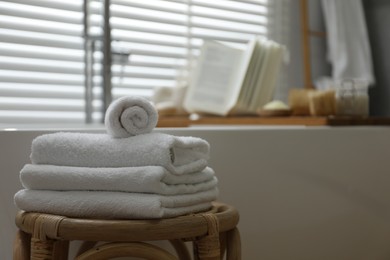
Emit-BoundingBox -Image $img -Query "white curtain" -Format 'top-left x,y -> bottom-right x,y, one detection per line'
321,0 -> 375,85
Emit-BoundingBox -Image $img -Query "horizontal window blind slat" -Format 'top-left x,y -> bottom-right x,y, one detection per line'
112,71 -> 176,80
91,82 -> 163,90
108,20 -> 186,38
112,65 -> 177,74
189,33 -> 251,43
127,49 -> 187,59
163,0 -> 186,3
109,4 -> 187,22
0,97 -> 94,112
107,9 -> 187,27
94,70 -> 178,80
112,88 -> 154,98
99,64 -> 177,74
190,22 -> 266,35
126,61 -> 183,69
97,52 -> 187,67
0,89 -> 83,100
0,60 -> 83,75
0,111 -> 87,124
0,2 -> 82,24
0,83 -> 102,99
0,44 -> 83,62
0,72 -> 83,86
112,77 -> 175,87
0,101 -> 103,115
0,29 -> 83,50
235,0 -> 268,6
111,41 -> 187,53
1,0 -> 82,13
112,33 -> 187,48
0,16 -> 82,37
110,0 -> 186,15
190,10 -> 267,26
129,55 -> 187,66
191,0 -> 267,15
0,49 -> 82,62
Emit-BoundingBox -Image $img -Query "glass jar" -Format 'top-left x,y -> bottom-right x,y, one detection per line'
335,79 -> 369,117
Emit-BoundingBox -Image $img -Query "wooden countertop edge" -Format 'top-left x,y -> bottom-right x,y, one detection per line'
156,116 -> 390,127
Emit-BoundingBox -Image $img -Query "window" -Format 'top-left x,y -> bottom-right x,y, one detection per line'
0,0 -> 289,124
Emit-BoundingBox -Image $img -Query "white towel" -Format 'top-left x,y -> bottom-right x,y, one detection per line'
104,96 -> 159,138
321,0 -> 375,84
14,188 -> 218,219
31,132 -> 210,175
20,164 -> 217,195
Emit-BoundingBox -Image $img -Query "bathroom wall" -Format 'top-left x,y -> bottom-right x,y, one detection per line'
2,126 -> 390,259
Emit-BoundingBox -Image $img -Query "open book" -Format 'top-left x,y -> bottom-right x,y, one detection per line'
183,37 -> 286,116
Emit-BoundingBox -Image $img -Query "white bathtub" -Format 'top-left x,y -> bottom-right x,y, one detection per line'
1,125 -> 390,259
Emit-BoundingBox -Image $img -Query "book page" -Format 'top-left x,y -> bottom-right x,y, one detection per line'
248,39 -> 273,112
239,38 -> 267,113
230,37 -> 259,114
184,40 -> 246,115
257,43 -> 285,110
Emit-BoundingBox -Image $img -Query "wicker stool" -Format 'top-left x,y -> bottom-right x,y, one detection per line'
13,202 -> 241,260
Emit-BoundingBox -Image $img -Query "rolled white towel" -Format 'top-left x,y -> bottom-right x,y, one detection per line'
105,96 -> 158,138
20,164 -> 218,195
14,188 -> 218,219
31,132 -> 210,175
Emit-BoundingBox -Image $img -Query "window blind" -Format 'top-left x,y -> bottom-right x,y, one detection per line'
0,0 -> 288,124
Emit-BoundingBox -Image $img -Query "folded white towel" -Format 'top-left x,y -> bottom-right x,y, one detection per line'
14,188 -> 218,219
31,132 -> 210,175
105,96 -> 159,138
20,164 -> 217,195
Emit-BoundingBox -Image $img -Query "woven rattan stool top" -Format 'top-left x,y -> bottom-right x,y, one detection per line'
14,202 -> 241,260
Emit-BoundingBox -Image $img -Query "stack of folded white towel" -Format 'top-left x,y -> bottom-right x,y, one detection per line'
14,96 -> 218,219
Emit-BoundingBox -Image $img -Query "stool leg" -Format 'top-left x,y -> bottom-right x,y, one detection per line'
13,230 -> 31,260
194,235 -> 220,260
30,238 -> 69,260
219,232 -> 227,260
31,237 -> 54,259
169,239 -> 191,260
52,240 -> 69,260
195,213 -> 221,260
226,228 -> 241,260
